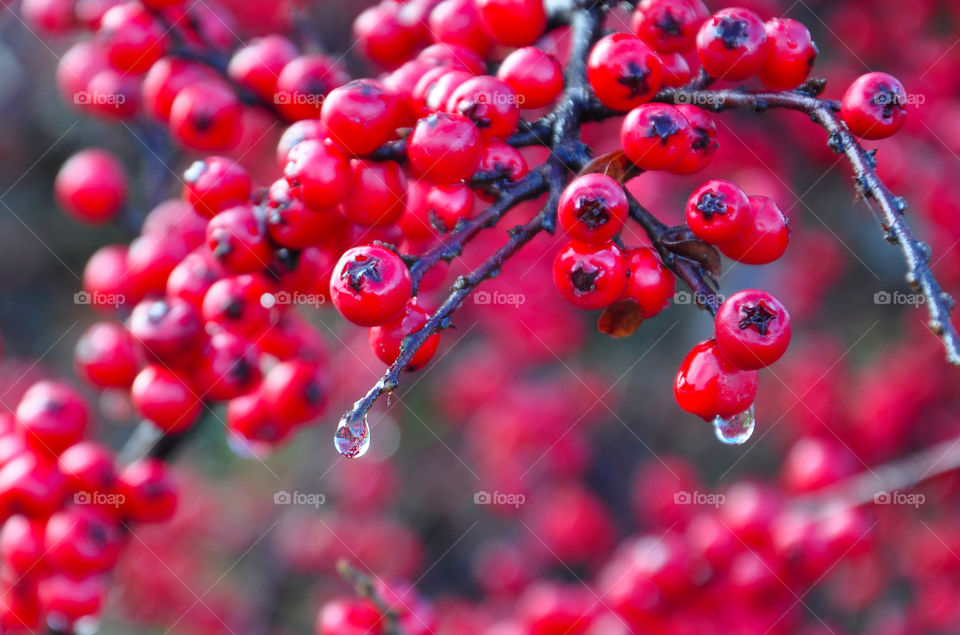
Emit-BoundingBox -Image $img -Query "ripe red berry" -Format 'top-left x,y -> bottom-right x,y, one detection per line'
330,245 -> 413,326
674,338 -> 758,419
316,598 -> 383,635
265,178 -> 343,248
714,289 -> 791,370
353,2 -> 423,69
695,8 -> 769,81
38,573 -> 105,625
476,0 -> 547,47
718,195 -> 789,264
74,322 -> 138,389
97,2 -> 168,74
83,67 -> 141,119
685,178 -> 751,244
274,54 -> 350,121
339,159 -> 407,226
552,241 -> 628,310
621,246 -> 675,318
447,75 -> 521,141
631,0 -> 709,53
0,452 -> 66,518
183,156 -> 252,218
131,364 -> 202,433
169,82 -> 242,151
429,0 -> 492,55
621,103 -> 692,170
587,33 -> 663,112
206,204 -> 273,274
497,47 -> 563,110
260,359 -> 329,425
669,104 -> 717,175
0,515 -> 46,573
193,331 -> 262,401
417,43 -> 486,75
840,72 -> 908,140
276,119 -> 324,167
408,113 -> 482,184
54,149 -> 127,224
82,244 -> 133,313
128,297 -> 203,365
660,51 -> 693,87
227,35 -> 299,101
412,67 -> 474,117
57,441 -> 117,496
117,458 -> 177,523
369,299 -> 439,370
166,249 -> 226,310
284,139 -> 352,210
227,392 -> 292,446
202,274 -> 273,336
142,57 -> 211,122
758,18 -> 817,90
45,507 -> 123,574
557,174 -> 628,244
15,381 -> 89,456
478,141 -> 528,182
321,80 -> 399,156
126,233 -> 192,300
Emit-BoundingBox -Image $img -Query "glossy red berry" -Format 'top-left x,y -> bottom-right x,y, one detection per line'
553,241 -> 628,310
621,246 -> 675,318
330,245 -> 413,326
142,57 -> 211,122
260,360 -> 329,425
621,103 -> 692,170
659,52 -> 693,87
226,392 -> 292,446
497,47 -> 563,110
276,119 -> 324,167
339,159 -> 407,226
316,598 -> 383,635
429,0 -> 492,55
126,233 -> 191,299
558,174 -> 628,244
715,289 -> 791,370
674,338 -> 758,419
131,365 -> 202,433
321,80 -> 399,156
447,75 -> 521,141
0,515 -> 46,573
274,54 -> 350,121
74,322 -> 138,389
759,18 -> 817,90
97,2 -> 168,74
631,0 -> 709,53
718,195 -> 789,264
206,204 -> 272,273
54,149 -> 127,224
412,67 -> 474,117
201,274 -> 273,336
353,3 -> 423,69
38,573 -> 105,625
128,297 -> 203,365
685,178 -> 751,244
0,453 -> 66,518
166,249 -> 226,310
15,381 -> 89,456
840,72 -> 908,140
45,507 -> 123,574
265,178 -> 343,248
227,35 -> 299,101
117,458 -> 177,523
369,299 -> 439,370
695,8 -> 769,81
284,139 -> 352,210
476,0 -> 546,47
193,331 -> 262,401
169,82 -> 242,151
587,33 -> 663,112
408,113 -> 482,184
183,156 -> 252,218
669,104 -> 717,174
82,244 -> 133,313
57,441 -> 117,496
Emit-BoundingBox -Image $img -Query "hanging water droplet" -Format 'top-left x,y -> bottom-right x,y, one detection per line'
334,413 -> 371,458
712,405 -> 755,445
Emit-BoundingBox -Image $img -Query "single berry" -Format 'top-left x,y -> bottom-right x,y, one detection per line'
587,33 -> 663,112
369,299 -> 439,370
674,338 -> 758,419
631,0 -> 709,53
714,289 -> 791,370
142,57 -> 211,122
840,72 -> 908,140
116,458 -> 177,523
695,8 -> 769,81
183,156 -> 252,218
260,359 -> 329,425
206,204 -> 273,274
338,159 -> 407,226
669,105 -> 718,174
201,274 -> 274,336
45,507 -> 123,574
408,113 -> 482,184
718,195 -> 789,264
685,178 -> 751,244
759,18 -> 817,90
15,381 -> 89,456
446,75 -> 521,141
552,241 -> 628,310
330,245 -> 413,326
97,2 -> 167,73
429,0 -> 492,55
321,79 -> 399,156
660,51 -> 693,87
131,365 -> 202,433
193,331 -> 262,401
621,103 -> 692,170
557,174 -> 628,244
274,54 -> 350,121
476,0 -> 547,47
265,178 -> 343,248
54,149 -> 127,224
284,138 -> 352,210
227,35 -> 299,101
169,82 -> 242,151
621,246 -> 675,318
497,47 -> 563,109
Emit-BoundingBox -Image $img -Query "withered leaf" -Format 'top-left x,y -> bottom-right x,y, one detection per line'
578,150 -> 644,183
659,227 -> 722,278
597,299 -> 644,338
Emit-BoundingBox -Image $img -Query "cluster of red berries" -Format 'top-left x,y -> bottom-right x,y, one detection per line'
0,380 -> 177,632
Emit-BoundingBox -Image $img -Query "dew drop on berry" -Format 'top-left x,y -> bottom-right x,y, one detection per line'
712,405 -> 755,445
334,413 -> 370,458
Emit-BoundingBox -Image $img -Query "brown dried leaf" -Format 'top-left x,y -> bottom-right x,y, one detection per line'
659,227 -> 722,278
597,299 -> 644,338
578,150 -> 644,183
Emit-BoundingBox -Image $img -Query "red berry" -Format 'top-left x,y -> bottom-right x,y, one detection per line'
315,598 -> 383,635
183,156 -> 252,218
558,174 -> 628,244
621,246 -> 675,318
227,392 -> 293,446
57,441 -> 116,496
417,43 -> 486,75
659,51 -> 693,87
74,322 -> 138,389
330,245 -> 413,326
674,338 -> 758,419
587,33 -> 663,112
22,0 -> 75,33
97,2 -> 167,74
497,47 -> 563,109
714,289 -> 791,370
126,233 -> 191,299
339,159 -> 407,226
117,458 -> 177,523
284,138 -> 352,210
476,0 -> 546,47
201,274 -> 273,336
412,67 -> 474,117
276,119 -> 324,167
321,80 -> 399,156
695,8 -> 769,81
82,244 -> 134,313
0,453 -> 66,518
56,41 -> 106,104
206,204 -> 273,274
193,331 -> 262,401
15,381 -> 89,456
260,359 -> 329,425
45,507 -> 123,574
369,299 -> 439,370
353,2 -> 423,69
631,0 -> 709,53
447,75 -> 521,141
0,515 -> 46,574
37,573 -> 105,624
758,18 -> 817,90
685,178 -> 751,244
621,103 -> 692,170
408,113 -> 482,184
477,141 -> 528,182
552,241 -> 628,310
166,249 -> 226,310
142,57 -> 211,122
227,35 -> 299,101
54,149 -> 127,224
840,72 -> 908,140
265,178 -> 343,248
143,199 -> 208,249
131,364 -> 202,433
669,104 -> 717,174
169,82 -> 242,151
718,195 -> 789,264
429,0 -> 492,55
275,54 -> 350,121
128,297 -> 203,365
402,181 -> 475,238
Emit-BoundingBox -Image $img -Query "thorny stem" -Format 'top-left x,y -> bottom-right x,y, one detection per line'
337,560 -> 406,635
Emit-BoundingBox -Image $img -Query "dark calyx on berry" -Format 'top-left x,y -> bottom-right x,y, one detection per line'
459,101 -> 492,129
647,113 -> 680,145
343,256 -> 383,292
574,196 -> 612,230
715,17 -> 749,50
695,192 -> 726,220
570,265 -> 600,292
655,12 -> 683,37
872,85 -> 903,119
738,302 -> 776,335
617,61 -> 651,98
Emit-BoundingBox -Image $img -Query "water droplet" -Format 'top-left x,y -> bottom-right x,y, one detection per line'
712,405 -> 755,445
334,413 -> 370,458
